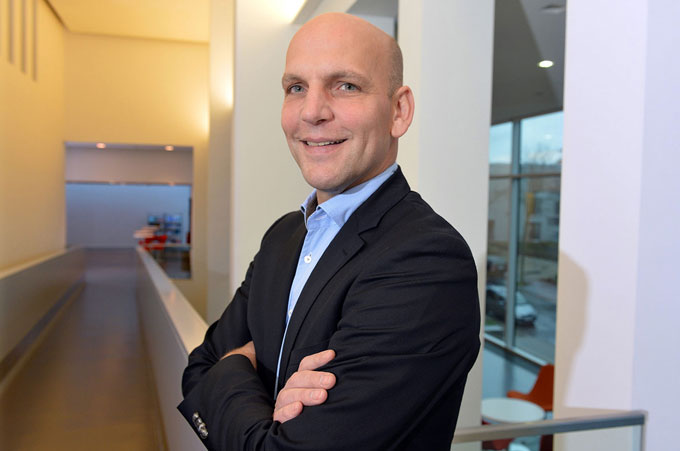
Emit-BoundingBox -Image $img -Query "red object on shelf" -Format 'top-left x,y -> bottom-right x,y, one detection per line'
507,364 -> 554,412
140,234 -> 168,252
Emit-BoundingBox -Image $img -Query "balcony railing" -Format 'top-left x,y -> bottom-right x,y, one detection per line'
452,409 -> 645,450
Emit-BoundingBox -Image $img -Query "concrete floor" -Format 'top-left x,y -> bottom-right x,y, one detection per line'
0,249 -> 166,450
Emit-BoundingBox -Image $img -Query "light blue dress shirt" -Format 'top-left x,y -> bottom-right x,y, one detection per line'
274,163 -> 398,395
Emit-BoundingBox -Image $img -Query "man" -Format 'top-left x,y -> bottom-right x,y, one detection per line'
179,13 -> 480,450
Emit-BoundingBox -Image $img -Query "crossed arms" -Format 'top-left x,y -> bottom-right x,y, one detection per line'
178,212 -> 481,450
224,342 -> 336,424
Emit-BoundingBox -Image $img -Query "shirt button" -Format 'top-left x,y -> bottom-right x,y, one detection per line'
288,309 -> 293,317
304,254 -> 312,264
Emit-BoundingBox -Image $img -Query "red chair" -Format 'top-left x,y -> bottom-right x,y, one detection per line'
149,234 -> 168,252
507,363 -> 554,412
140,235 -> 168,254
139,236 -> 156,252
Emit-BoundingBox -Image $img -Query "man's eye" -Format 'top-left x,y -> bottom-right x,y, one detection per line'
339,83 -> 358,91
288,85 -> 303,94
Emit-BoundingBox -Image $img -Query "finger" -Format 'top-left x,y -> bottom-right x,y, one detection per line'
273,401 -> 303,424
275,387 -> 328,410
298,349 -> 336,372
284,370 -> 336,390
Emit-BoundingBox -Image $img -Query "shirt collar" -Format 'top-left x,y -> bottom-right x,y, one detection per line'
300,163 -> 398,229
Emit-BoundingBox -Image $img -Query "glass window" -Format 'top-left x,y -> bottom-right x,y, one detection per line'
489,122 -> 513,176
514,177 -> 560,362
486,112 -> 562,363
486,177 -> 512,340
520,111 -> 563,174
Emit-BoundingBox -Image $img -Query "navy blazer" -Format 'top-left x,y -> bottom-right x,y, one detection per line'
179,168 -> 480,450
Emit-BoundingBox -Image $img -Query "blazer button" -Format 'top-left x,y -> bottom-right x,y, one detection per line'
192,412 -> 209,440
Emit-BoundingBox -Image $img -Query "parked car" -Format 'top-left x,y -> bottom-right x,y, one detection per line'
485,284 -> 537,326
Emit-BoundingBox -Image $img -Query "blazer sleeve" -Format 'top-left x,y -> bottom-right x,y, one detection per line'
180,212 -> 298,396
178,228 -> 480,451
180,258 -> 255,397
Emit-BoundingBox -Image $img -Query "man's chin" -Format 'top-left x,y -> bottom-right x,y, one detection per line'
303,177 -> 349,202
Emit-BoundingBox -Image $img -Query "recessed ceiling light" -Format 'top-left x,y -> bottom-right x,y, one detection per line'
538,60 -> 554,68
165,145 -> 174,151
96,142 -> 106,149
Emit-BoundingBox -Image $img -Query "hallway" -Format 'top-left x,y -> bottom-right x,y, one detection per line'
0,249 -> 166,450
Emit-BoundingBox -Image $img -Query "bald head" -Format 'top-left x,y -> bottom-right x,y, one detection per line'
281,12 -> 414,202
288,13 -> 403,95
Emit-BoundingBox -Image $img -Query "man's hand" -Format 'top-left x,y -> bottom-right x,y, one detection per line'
273,349 -> 336,424
222,341 -> 257,369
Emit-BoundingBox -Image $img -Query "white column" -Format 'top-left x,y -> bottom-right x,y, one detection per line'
399,0 -> 494,440
556,0 -> 680,449
206,0 -> 235,322
229,1 -> 312,294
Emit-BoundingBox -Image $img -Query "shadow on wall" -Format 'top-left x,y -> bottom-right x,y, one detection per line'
554,251 -> 587,418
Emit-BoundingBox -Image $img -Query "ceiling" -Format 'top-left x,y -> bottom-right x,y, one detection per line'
349,0 -> 566,123
491,0 -> 566,123
48,0 -> 210,43
48,0 -> 565,122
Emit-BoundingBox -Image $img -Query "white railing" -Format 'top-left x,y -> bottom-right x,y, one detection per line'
135,246 -> 207,451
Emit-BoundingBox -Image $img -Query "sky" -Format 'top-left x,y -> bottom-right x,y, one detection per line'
489,111 -> 563,166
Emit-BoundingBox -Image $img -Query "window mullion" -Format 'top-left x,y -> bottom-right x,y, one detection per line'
505,119 -> 521,346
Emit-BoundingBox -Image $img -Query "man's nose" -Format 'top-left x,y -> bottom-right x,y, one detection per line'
300,88 -> 333,125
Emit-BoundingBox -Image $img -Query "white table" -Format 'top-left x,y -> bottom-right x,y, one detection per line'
482,397 -> 545,424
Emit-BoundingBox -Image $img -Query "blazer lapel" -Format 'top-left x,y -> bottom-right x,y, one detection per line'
277,168 -> 411,384
257,218 -> 306,382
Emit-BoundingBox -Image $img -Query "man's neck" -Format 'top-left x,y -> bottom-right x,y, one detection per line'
306,197 -> 318,220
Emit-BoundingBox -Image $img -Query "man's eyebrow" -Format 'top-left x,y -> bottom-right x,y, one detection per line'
281,74 -> 301,86
328,70 -> 369,83
281,71 -> 372,86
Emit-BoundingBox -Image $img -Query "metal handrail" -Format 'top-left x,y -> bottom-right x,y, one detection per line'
453,409 -> 646,443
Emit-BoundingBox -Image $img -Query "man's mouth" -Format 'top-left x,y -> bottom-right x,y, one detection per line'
303,139 -> 347,147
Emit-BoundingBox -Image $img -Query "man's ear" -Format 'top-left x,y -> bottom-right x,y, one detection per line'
390,86 -> 415,139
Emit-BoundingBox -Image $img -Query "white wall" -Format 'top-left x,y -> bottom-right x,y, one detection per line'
556,0 -> 680,449
205,0 -> 235,322
0,0 -> 66,270
399,0 -> 494,440
66,147 -> 193,185
228,0 -> 311,296
632,1 -> 680,446
66,184 -> 191,248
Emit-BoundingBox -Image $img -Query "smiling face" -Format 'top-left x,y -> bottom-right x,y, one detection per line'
281,14 -> 413,203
